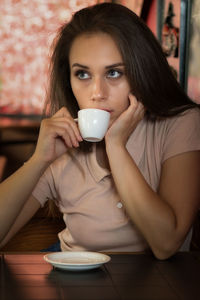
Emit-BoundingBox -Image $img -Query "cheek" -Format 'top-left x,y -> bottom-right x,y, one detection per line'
110,94 -> 129,122
121,97 -> 130,110
70,80 -> 83,107
117,93 -> 130,111
112,83 -> 130,108
110,99 -> 129,123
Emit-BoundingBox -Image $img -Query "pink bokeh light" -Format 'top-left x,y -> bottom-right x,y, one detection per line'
0,0 -> 98,115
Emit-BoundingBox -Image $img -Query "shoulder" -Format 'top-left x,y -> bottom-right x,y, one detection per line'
145,108 -> 200,136
157,108 -> 200,162
162,108 -> 200,138
166,107 -> 200,126
139,108 -> 200,164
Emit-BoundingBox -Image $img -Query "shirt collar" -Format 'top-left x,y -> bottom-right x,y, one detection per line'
86,143 -> 111,183
86,118 -> 146,182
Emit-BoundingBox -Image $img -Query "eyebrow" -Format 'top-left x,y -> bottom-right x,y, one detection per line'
105,63 -> 125,69
72,63 -> 89,69
71,63 -> 125,69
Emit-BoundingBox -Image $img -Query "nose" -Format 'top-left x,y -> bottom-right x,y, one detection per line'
90,77 -> 107,101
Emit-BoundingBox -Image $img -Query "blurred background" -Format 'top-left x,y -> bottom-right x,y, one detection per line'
0,0 -> 199,118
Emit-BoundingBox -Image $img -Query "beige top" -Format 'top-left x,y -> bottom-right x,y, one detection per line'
32,108 -> 200,252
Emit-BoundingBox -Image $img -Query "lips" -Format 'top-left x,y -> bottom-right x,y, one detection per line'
98,108 -> 113,113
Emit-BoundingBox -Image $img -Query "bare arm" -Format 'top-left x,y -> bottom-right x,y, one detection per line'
0,157 -> 48,242
0,195 -> 40,249
105,94 -> 200,259
106,144 -> 200,259
0,107 -> 82,244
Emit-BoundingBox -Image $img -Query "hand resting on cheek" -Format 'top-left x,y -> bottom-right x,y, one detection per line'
105,94 -> 145,146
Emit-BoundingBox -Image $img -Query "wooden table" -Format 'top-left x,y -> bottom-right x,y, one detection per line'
1,252 -> 200,300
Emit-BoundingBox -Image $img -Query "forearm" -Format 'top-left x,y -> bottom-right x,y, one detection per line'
0,155 -> 48,241
0,106 -> 82,243
106,143 -> 178,259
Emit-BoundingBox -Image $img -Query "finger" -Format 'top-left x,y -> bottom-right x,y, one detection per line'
135,101 -> 144,113
134,102 -> 145,120
127,94 -> 141,115
51,118 -> 83,142
128,94 -> 144,113
43,118 -> 79,149
68,119 -> 83,142
52,106 -> 71,119
63,125 -> 80,148
127,95 -> 145,122
50,125 -> 73,148
51,121 -> 81,147
128,93 -> 138,108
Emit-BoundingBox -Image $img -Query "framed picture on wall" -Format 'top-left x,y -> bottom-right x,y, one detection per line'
157,0 -> 181,82
187,0 -> 200,103
157,0 -> 200,104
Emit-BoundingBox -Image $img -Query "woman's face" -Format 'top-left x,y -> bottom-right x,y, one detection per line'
69,32 -> 131,124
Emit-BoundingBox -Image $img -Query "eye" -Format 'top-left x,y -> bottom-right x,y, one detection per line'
107,69 -> 123,79
74,70 -> 90,80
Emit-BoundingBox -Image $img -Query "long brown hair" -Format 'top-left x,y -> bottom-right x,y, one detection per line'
46,2 -> 199,119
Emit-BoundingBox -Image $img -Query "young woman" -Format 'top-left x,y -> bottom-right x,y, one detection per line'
0,3 -> 200,260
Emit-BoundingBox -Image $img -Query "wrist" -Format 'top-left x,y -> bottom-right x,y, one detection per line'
105,137 -> 127,155
105,130 -> 128,148
27,154 -> 50,173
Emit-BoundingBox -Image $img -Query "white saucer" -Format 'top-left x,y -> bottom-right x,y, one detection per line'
44,251 -> 111,271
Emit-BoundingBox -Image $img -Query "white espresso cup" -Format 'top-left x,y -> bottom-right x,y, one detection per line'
77,108 -> 110,142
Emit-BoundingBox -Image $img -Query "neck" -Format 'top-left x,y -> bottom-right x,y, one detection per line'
96,141 -> 110,170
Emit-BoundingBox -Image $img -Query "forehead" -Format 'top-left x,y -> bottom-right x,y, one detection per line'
69,32 -> 123,65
